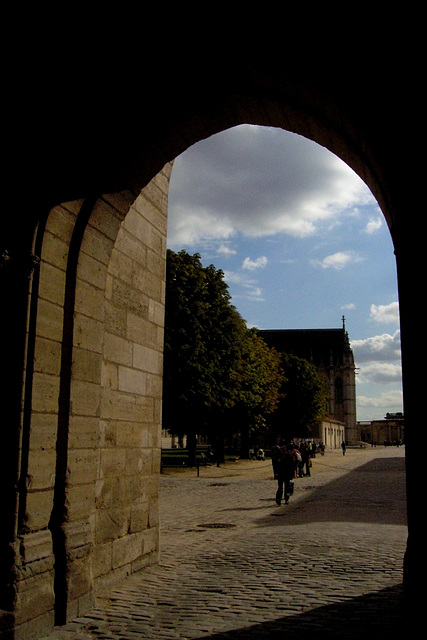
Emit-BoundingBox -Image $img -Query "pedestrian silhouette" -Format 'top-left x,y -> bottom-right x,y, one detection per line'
275,444 -> 295,505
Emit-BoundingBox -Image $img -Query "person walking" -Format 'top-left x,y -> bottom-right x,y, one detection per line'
271,444 -> 281,479
301,443 -> 311,477
275,444 -> 295,506
341,440 -> 346,455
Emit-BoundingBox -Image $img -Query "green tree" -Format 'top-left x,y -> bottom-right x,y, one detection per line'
230,329 -> 284,458
162,250 -> 245,465
268,353 -> 330,442
162,249 -> 285,465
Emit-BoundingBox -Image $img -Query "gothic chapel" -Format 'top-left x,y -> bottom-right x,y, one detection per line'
259,318 -> 358,444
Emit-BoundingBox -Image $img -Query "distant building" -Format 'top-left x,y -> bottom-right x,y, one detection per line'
161,430 -> 208,449
259,317 -> 358,445
358,413 -> 404,445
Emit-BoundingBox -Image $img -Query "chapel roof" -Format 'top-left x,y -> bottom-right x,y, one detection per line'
258,326 -> 353,369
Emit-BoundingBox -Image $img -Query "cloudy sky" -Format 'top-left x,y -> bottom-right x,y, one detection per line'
167,125 -> 402,422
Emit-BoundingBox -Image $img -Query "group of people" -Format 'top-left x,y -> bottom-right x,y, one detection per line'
271,440 -> 320,506
249,446 -> 265,461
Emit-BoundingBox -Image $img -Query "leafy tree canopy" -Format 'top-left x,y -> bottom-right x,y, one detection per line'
162,250 -> 284,459
163,250 -> 243,430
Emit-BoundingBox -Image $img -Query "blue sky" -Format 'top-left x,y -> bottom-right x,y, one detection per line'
167,125 -> 402,422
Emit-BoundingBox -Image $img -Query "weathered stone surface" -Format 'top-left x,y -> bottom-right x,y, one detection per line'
14,572 -> 55,626
112,532 -> 144,569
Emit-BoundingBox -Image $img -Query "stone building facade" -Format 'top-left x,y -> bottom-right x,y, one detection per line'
317,416 -> 346,451
259,320 -> 358,444
358,413 -> 404,445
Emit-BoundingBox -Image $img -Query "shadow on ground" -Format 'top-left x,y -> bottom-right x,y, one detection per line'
193,584 -> 404,639
255,457 -> 407,528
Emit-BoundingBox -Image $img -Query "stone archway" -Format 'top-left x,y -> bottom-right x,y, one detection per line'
1,63 -> 421,637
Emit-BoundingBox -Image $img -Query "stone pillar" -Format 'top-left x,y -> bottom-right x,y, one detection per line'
392,219 -> 422,616
8,163 -> 172,639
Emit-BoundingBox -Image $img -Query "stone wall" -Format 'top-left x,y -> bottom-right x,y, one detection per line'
13,163 -> 171,639
319,417 -> 346,450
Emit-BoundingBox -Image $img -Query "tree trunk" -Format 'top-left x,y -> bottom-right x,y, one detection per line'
240,423 -> 250,459
216,434 -> 225,466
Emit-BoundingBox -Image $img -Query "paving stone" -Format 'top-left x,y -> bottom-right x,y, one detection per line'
41,447 -> 407,638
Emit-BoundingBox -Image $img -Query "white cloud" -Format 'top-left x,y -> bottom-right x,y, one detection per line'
357,362 -> 402,384
167,125 -> 374,245
168,208 -> 236,244
370,301 -> 399,324
311,250 -> 363,270
352,331 -> 401,363
223,270 -> 264,302
242,284 -> 264,301
357,389 -> 403,410
364,217 -> 383,234
217,244 -> 237,256
352,329 -> 402,419
356,384 -> 403,420
242,256 -> 268,270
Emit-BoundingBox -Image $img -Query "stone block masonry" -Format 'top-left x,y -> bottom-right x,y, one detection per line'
12,163 -> 172,639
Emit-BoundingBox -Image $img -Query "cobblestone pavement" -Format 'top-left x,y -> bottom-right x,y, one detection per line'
43,446 -> 407,639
